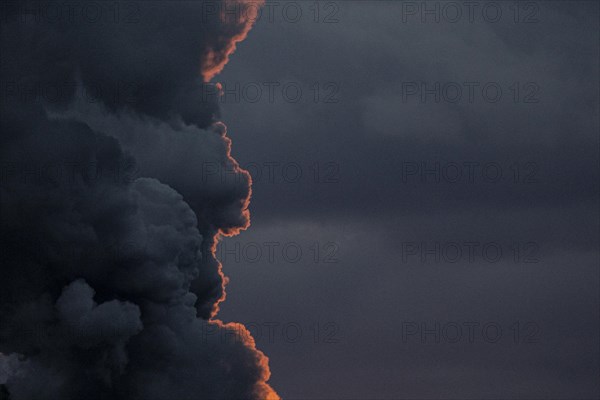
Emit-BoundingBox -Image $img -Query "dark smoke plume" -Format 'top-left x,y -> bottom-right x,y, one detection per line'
0,0 -> 278,398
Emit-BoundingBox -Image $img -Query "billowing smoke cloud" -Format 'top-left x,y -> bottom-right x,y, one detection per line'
0,0 -> 278,398
202,0 -> 265,82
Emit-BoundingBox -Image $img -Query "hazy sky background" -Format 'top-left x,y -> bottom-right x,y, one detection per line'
214,1 -> 599,398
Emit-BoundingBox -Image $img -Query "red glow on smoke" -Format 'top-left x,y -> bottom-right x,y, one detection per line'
202,0 -> 265,82
200,2 -> 277,397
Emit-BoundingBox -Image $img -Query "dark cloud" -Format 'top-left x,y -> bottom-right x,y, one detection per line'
1,0 -> 277,398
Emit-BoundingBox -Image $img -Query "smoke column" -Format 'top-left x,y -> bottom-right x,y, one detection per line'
0,0 -> 279,398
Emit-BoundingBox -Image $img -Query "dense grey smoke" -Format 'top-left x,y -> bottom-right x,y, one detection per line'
0,0 -> 278,398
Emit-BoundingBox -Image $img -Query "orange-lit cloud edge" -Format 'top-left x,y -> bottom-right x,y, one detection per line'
201,2 -> 280,399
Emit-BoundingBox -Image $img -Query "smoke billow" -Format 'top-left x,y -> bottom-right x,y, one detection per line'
0,0 -> 278,398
